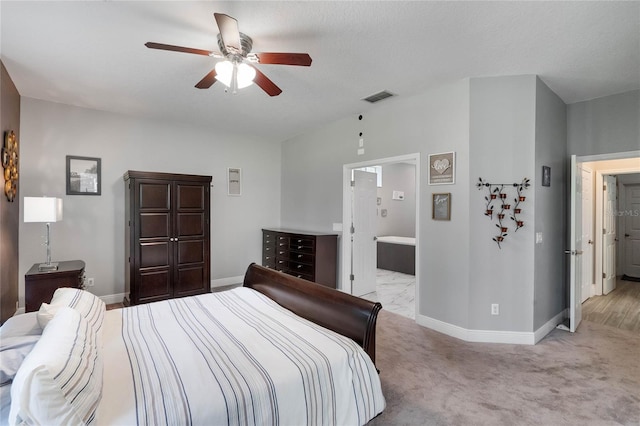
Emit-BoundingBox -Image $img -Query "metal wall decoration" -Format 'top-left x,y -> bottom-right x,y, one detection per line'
477,177 -> 530,248
2,131 -> 19,202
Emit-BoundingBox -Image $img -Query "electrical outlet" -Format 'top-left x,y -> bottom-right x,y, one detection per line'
87,278 -> 95,287
491,304 -> 499,315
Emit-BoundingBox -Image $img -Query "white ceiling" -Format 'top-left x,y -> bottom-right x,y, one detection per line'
1,1 -> 638,142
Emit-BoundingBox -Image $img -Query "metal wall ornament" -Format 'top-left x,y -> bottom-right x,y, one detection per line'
2,131 -> 19,202
477,177 -> 530,248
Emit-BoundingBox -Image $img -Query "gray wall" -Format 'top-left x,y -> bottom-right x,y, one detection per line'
376,163 -> 416,238
567,90 -> 640,156
18,98 -> 281,306
281,80 -> 472,328
533,77 -> 567,330
469,75 -> 537,332
281,75 -> 571,334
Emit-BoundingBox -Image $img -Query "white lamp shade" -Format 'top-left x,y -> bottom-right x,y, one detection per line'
214,61 -> 256,89
24,197 -> 63,223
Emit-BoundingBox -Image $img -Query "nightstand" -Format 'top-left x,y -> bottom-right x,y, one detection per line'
25,260 -> 86,312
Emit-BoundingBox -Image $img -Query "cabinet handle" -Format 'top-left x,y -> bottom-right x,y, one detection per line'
298,254 -> 303,259
297,265 -> 302,269
265,248 -> 271,251
298,246 -> 303,249
279,243 -> 285,246
279,251 -> 285,255
265,240 -> 271,244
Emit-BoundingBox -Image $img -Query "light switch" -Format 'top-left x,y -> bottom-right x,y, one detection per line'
536,232 -> 543,244
357,148 -> 365,155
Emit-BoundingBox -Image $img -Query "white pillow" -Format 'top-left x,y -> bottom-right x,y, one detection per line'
37,287 -> 105,334
9,307 -> 103,425
0,312 -> 42,339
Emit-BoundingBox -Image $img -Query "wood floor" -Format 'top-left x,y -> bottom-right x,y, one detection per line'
582,276 -> 640,332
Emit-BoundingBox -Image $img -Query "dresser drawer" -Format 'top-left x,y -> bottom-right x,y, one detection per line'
286,271 -> 313,282
262,253 -> 276,268
288,261 -> 314,276
288,252 -> 314,264
289,237 -> 314,254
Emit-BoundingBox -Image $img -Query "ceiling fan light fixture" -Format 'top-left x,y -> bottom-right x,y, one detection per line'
214,61 -> 255,90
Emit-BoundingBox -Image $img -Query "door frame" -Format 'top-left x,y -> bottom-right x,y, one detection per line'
342,153 -> 421,312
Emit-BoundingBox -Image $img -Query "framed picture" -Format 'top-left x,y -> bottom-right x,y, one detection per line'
428,152 -> 455,185
432,193 -> 451,220
66,156 -> 101,195
542,165 -> 551,187
228,167 -> 241,196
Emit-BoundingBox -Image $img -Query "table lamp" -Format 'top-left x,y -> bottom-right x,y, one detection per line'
24,197 -> 63,271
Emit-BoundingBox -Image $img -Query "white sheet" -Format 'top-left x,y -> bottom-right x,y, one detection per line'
97,287 -> 385,425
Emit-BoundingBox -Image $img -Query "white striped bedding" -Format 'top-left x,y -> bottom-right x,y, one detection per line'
96,287 -> 385,425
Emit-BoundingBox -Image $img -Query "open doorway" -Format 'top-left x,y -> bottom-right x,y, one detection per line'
342,153 -> 420,320
569,151 -> 640,332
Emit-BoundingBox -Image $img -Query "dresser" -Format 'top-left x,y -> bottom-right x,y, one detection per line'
124,171 -> 211,305
25,260 -> 86,312
262,228 -> 338,288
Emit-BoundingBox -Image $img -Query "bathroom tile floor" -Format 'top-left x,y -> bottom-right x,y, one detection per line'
362,269 -> 415,319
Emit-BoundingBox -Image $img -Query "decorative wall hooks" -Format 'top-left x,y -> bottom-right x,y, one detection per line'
477,177 -> 530,248
2,131 -> 19,202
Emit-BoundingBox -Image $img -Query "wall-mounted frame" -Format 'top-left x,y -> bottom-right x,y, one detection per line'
432,192 -> 451,220
542,165 -> 551,187
66,155 -> 101,195
227,167 -> 241,196
428,151 -> 455,185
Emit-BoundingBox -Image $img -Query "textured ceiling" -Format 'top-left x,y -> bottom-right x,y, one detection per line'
1,1 -> 638,142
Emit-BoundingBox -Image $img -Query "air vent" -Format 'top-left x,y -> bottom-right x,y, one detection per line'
362,90 -> 395,103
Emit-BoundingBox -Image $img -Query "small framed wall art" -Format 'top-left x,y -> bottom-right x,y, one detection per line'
432,192 -> 451,220
66,155 -> 101,195
428,151 -> 455,185
227,167 -> 241,196
542,165 -> 551,187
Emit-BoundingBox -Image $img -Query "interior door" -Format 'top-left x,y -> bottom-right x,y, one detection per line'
603,175 -> 617,294
351,170 -> 377,297
567,155 -> 584,332
581,168 -> 593,303
623,184 -> 640,277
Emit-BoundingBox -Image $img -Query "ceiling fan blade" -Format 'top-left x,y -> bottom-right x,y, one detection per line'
251,66 -> 282,96
255,53 -> 312,66
145,42 -> 214,57
195,69 -> 217,89
214,13 -> 241,52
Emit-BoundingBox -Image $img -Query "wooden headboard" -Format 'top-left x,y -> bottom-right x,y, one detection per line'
243,263 -> 382,364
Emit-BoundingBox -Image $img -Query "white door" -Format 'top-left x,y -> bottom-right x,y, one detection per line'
351,170 -> 377,297
603,175 -> 617,294
581,168 -> 594,303
623,184 -> 640,277
568,156 -> 584,332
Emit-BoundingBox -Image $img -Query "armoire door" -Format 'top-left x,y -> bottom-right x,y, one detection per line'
136,179 -> 173,303
173,181 -> 210,298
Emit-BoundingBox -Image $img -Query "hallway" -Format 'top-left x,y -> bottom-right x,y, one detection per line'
582,276 -> 640,332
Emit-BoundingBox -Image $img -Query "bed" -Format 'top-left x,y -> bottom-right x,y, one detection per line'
1,263 -> 385,425
376,236 -> 416,275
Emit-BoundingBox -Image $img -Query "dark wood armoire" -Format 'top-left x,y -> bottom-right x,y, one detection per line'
124,171 -> 211,305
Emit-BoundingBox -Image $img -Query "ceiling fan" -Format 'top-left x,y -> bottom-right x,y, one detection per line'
145,13 -> 312,96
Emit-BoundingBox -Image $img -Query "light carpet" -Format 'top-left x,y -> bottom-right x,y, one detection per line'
369,310 -> 640,425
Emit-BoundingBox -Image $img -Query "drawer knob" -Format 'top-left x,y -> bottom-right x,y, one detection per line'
298,254 -> 302,258
297,265 -> 302,269
298,246 -> 303,249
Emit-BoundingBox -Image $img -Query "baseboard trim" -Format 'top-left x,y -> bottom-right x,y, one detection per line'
211,276 -> 244,289
99,293 -> 126,305
416,314 -> 559,345
533,310 -> 566,343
